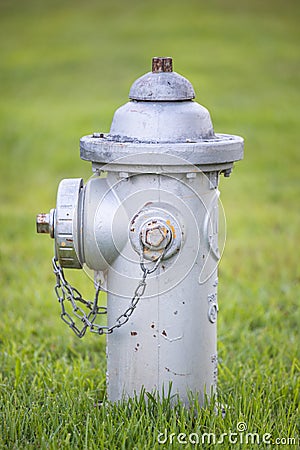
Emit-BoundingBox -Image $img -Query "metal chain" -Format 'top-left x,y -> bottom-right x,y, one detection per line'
52,249 -> 165,338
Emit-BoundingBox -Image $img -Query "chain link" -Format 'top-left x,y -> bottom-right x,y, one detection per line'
52,249 -> 165,338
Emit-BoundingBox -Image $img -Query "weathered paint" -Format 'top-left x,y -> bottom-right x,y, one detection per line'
37,57 -> 243,406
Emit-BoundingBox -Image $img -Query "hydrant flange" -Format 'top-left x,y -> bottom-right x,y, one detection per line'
80,134 -> 243,173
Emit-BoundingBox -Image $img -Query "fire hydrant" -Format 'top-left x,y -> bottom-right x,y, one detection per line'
37,57 -> 243,405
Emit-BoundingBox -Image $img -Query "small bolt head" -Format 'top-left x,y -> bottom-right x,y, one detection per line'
36,213 -> 50,234
36,209 -> 55,237
145,226 -> 166,248
141,221 -> 172,251
92,132 -> 104,138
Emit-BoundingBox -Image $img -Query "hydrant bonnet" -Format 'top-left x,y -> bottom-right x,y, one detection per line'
110,57 -> 214,143
80,57 -> 243,167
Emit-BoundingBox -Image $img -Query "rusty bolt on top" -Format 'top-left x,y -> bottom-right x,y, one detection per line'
152,57 -> 173,73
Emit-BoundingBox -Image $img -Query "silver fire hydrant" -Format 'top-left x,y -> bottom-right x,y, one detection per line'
37,57 -> 243,405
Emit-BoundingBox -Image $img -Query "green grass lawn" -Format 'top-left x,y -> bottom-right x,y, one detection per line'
0,0 -> 299,448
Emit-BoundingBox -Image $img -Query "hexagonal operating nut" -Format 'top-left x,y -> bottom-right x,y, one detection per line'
145,226 -> 166,247
141,221 -> 172,251
129,204 -> 183,261
36,209 -> 55,238
36,213 -> 50,233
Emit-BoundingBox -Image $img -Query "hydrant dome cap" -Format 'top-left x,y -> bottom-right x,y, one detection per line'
129,71 -> 196,101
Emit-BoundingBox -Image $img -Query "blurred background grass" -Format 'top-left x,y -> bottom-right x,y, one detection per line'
0,0 -> 299,447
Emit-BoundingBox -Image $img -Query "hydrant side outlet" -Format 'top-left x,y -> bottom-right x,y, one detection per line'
37,57 -> 244,406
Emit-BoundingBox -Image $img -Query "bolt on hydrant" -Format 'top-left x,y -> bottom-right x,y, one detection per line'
37,57 -> 243,406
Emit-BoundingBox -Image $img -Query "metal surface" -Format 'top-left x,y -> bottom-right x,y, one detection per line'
109,102 -> 213,144
37,57 -> 244,406
105,170 -> 219,404
80,134 -> 243,169
36,209 -> 55,237
37,213 -> 49,234
129,203 -> 183,262
129,56 -> 195,101
81,55 -> 242,167
80,177 -> 129,271
54,178 -> 83,269
152,57 -> 173,73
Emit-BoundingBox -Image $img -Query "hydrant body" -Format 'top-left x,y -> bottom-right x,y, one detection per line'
37,57 -> 243,405
104,171 -> 220,404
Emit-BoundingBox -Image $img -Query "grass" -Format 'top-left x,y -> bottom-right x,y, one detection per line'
0,0 -> 299,448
